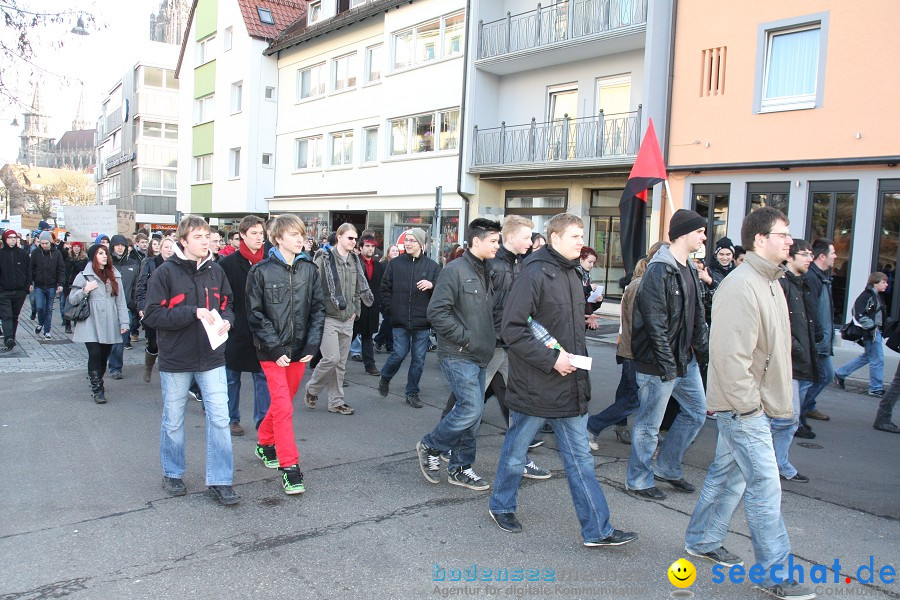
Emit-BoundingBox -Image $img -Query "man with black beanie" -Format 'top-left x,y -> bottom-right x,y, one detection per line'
627,209 -> 709,500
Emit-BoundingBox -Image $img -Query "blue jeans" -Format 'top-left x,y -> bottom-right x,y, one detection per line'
226,368 -> 271,429
422,357 -> 486,471
380,327 -> 430,396
491,411 -> 614,543
685,412 -> 791,588
799,354 -> 834,415
627,357 -> 706,490
108,331 -> 131,372
770,380 -> 801,479
835,330 -> 884,393
588,358 -> 639,434
159,367 -> 234,486
33,287 -> 56,334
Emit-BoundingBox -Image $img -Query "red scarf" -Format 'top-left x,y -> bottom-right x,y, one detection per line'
239,240 -> 264,265
362,255 -> 374,279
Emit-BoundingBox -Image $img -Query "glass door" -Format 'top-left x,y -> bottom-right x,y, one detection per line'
548,86 -> 577,160
596,75 -> 631,156
807,181 -> 857,323
591,216 -> 625,300
691,184 -> 730,260
874,183 -> 900,319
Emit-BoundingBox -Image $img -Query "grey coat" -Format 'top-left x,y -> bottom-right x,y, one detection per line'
69,264 -> 130,344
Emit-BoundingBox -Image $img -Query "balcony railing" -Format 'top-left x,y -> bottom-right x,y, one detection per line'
478,0 -> 647,60
472,108 -> 640,168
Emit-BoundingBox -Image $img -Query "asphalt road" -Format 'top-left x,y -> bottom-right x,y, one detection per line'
1,339 -> 898,600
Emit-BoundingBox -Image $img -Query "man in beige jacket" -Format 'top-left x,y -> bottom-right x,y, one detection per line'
684,207 -> 814,600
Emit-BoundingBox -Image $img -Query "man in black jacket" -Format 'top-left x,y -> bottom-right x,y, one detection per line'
30,231 -> 64,339
627,209 -> 709,500
219,216 -> 270,436
800,238 -> 836,422
417,219 -> 501,491
772,240 -> 821,483
0,230 -> 31,351
487,213 -> 637,547
354,233 -> 385,376
378,228 -> 440,408
107,235 -> 139,377
143,216 -> 238,506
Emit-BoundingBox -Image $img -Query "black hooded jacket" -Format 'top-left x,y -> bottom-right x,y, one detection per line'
30,246 -> 65,288
0,243 -> 31,292
142,246 -> 234,373
779,269 -> 822,382
380,251 -> 440,330
501,246 -> 591,418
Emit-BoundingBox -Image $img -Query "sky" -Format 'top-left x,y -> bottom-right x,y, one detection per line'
1,0 -> 164,163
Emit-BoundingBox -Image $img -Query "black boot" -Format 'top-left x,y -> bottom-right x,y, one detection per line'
89,370 -> 106,404
64,320 -> 72,334
143,350 -> 157,383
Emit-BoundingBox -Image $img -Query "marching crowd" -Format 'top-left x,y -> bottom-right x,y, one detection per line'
1,207 -> 898,600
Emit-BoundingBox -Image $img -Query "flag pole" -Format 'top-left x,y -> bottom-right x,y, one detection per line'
663,179 -> 676,214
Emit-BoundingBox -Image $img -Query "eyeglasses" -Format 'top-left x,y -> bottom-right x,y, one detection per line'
765,232 -> 793,240
796,251 -> 813,258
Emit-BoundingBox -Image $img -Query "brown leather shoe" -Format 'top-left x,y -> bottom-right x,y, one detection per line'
229,422 -> 244,436
365,366 -> 380,376
804,409 -> 830,421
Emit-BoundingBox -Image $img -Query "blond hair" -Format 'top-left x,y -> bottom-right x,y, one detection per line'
336,222 -> 357,238
546,213 -> 584,242
271,214 -> 306,244
501,214 -> 534,238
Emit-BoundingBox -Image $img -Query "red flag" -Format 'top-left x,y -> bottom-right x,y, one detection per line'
619,119 -> 667,275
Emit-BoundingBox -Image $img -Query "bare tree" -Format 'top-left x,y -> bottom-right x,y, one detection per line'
47,170 -> 94,206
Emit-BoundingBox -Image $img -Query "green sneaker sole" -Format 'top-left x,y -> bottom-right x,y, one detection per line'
283,479 -> 305,495
255,447 -> 279,469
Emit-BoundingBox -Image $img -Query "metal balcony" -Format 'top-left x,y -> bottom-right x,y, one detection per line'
471,108 -> 640,172
478,0 -> 647,60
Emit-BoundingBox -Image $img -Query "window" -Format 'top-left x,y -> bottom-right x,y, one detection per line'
141,120 -> 179,140
691,184 -> 730,259
505,190 -> 568,239
295,136 -> 323,169
701,47 -> 727,96
231,81 -> 243,113
350,0 -> 370,6
298,63 -> 325,100
747,182 -> 790,216
164,69 -> 179,90
136,168 -> 176,196
196,36 -> 216,66
389,109 -> 460,156
229,148 -> 241,178
264,86 -> 276,100
332,53 -> 357,92
109,175 -> 121,200
143,67 -> 163,88
364,127 -> 378,163
262,153 -> 273,167
308,1 -> 321,25
257,7 -> 274,25
195,95 -> 214,124
194,154 -> 213,182
224,26 -> 233,51
873,181 -> 900,317
755,14 -> 828,113
330,131 -> 353,166
392,11 -> 465,70
365,45 -> 383,83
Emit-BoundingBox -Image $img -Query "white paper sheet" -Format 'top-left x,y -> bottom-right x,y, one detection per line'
587,286 -> 605,303
569,354 -> 593,370
202,309 -> 229,350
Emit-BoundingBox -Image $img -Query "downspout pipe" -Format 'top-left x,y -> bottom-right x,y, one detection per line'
456,0 -> 473,241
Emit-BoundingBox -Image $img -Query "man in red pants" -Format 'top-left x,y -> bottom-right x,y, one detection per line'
246,215 -> 326,494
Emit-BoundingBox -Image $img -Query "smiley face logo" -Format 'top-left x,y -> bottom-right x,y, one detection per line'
668,558 -> 696,588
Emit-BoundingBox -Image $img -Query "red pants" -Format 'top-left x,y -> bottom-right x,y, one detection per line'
258,361 -> 306,467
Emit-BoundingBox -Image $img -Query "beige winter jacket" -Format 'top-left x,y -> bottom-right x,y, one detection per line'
707,251 -> 793,419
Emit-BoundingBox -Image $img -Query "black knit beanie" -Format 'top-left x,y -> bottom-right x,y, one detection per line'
668,209 -> 706,241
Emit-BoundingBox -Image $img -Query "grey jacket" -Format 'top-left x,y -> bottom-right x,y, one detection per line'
427,250 -> 500,367
68,263 -> 130,345
315,250 -> 360,321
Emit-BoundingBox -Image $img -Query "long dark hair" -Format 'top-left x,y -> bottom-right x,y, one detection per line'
92,245 -> 119,296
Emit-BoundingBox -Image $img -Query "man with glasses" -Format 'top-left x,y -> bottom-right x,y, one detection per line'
686,208 -> 814,600
305,224 -> 374,415
0,230 -> 31,351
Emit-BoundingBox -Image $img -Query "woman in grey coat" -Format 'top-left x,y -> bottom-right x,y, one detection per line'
69,244 -> 130,403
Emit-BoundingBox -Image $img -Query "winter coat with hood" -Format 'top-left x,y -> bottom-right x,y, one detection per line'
353,255 -> 385,336
779,269 -> 823,383
631,244 -> 709,380
246,248 -> 326,363
110,249 -> 139,311
707,251 -> 793,419
381,250 -> 440,330
142,245 -> 234,373
501,245 -> 591,418
0,235 -> 31,292
68,262 -> 130,344
136,253 -> 164,311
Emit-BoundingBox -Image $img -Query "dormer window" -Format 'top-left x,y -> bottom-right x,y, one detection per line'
258,7 -> 275,25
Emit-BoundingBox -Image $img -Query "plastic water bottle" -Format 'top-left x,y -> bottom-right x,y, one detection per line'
528,316 -> 564,351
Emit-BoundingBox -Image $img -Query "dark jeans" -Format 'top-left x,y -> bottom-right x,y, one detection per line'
85,342 -> 113,374
0,290 -> 27,345
588,358 -> 639,434
875,362 -> 900,427
360,332 -> 375,369
226,368 -> 271,428
146,327 -> 158,354
373,312 -> 393,351
380,327 -> 430,396
108,331 -> 131,373
34,287 -> 56,334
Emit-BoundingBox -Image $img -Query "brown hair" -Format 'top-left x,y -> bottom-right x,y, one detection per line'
580,246 -> 598,260
336,222 -> 357,238
546,213 -> 584,243
92,245 -> 119,296
741,207 -> 788,249
176,215 -> 210,243
869,272 -> 888,286
239,215 -> 265,235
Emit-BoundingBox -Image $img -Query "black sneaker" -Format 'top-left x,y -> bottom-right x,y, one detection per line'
374,343 -> 385,353
686,545 -> 744,566
124,343 -> 134,350
406,393 -> 423,408
110,371 -> 123,380
627,486 -> 667,500
540,423 -> 554,434
448,465 -> 490,491
654,475 -> 696,493
583,529 -> 638,547
208,485 -> 240,506
4,339 -> 13,350
416,441 -> 441,484
754,580 -> 816,600
64,324 -> 72,334
794,425 -> 816,439
489,510 -> 522,533
35,325 -> 41,334
255,443 -> 278,468
780,472 -> 810,483
378,376 -> 390,397
868,389 -> 885,398
523,460 -> 551,480
162,476 -> 186,496
874,422 -> 900,434
834,374 -> 845,389
279,465 -> 305,495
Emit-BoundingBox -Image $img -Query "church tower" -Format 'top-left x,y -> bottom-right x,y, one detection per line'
18,83 -> 54,167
